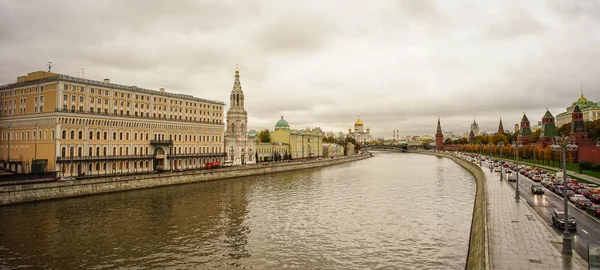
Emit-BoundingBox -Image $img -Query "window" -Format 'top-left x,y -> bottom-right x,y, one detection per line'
64,84 -> 68,90
104,132 -> 107,140
97,131 -> 100,140
90,88 -> 95,94
71,95 -> 76,101
40,96 -> 44,102
79,96 -> 84,102
90,97 -> 94,103
70,130 -> 75,139
89,131 -> 93,139
78,131 -> 83,139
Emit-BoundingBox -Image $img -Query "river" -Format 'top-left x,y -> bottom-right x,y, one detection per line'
0,152 -> 476,269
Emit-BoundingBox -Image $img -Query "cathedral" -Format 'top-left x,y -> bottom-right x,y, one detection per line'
348,116 -> 372,144
224,66 -> 256,165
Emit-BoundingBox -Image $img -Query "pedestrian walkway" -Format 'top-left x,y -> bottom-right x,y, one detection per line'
485,166 -> 588,269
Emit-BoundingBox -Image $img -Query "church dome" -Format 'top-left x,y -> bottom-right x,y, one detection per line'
354,118 -> 364,126
275,116 -> 289,129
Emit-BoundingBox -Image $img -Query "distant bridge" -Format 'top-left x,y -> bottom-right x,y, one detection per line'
363,145 -> 433,153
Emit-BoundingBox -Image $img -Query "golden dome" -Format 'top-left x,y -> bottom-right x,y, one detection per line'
577,94 -> 587,102
354,118 -> 364,126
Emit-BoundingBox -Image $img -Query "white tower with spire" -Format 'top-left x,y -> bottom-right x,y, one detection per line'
224,66 -> 256,165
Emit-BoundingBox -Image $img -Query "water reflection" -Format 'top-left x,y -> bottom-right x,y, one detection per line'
0,152 -> 475,269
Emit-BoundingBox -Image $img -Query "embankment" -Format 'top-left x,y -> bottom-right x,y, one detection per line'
421,151 -> 488,270
0,155 -> 370,206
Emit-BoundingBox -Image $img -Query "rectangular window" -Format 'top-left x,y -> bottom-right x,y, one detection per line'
35,96 -> 38,102
64,84 -> 68,90
90,88 -> 95,94
90,97 -> 94,103
40,96 -> 44,102
80,86 -> 85,92
39,105 -> 43,112
63,105 -> 67,110
71,95 -> 76,101
64,94 -> 68,101
40,86 -> 44,92
79,96 -> 84,102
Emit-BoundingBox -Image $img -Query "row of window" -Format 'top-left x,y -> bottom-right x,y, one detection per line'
60,145 -> 222,157
63,84 -> 223,110
1,86 -> 45,97
59,129 -> 222,142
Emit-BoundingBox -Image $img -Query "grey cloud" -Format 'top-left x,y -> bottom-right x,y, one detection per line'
485,9 -> 546,39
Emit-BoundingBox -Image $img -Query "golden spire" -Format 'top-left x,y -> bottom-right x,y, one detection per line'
235,64 -> 239,73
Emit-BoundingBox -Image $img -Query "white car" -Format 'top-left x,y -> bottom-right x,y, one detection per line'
494,167 -> 502,172
569,194 -> 586,203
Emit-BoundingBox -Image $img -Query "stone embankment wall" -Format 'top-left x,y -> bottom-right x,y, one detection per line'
1,155 -> 370,206
422,151 -> 488,270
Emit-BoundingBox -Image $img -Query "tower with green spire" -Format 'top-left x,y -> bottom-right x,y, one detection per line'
517,113 -> 533,144
571,105 -> 587,140
497,117 -> 504,134
538,109 -> 558,148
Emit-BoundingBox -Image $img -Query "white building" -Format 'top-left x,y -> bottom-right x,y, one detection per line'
347,117 -> 372,144
224,67 -> 256,165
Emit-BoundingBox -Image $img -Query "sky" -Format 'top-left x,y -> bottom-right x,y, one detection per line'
1,0 -> 599,138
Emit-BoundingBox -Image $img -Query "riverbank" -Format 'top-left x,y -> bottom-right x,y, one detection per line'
0,155 -> 370,206
420,151 -> 489,270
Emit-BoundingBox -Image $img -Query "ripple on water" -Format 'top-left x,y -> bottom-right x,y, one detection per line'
0,152 -> 475,269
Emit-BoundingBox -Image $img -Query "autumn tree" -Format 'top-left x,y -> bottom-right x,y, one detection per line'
258,129 -> 271,143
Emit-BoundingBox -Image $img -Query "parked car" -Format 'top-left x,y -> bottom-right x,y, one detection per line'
587,205 -> 600,218
56,176 -> 75,181
221,161 -> 234,167
531,184 -> 544,195
551,209 -> 576,230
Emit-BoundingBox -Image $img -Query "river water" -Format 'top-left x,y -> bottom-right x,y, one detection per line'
0,152 -> 475,269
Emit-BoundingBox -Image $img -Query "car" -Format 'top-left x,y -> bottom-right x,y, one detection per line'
551,209 -> 576,230
531,184 -> 544,195
505,168 -> 511,173
56,176 -> 75,181
590,194 -> 600,204
508,175 -> 517,182
494,167 -> 502,172
575,198 -> 592,209
565,190 -> 576,199
587,205 -> 600,218
575,188 -> 590,198
569,194 -> 585,203
221,161 -> 234,167
531,174 -> 542,182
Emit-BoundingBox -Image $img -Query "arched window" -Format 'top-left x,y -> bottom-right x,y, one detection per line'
88,163 -> 92,172
113,147 -> 116,155
78,147 -> 82,156
95,163 -> 100,171
113,132 -> 116,140
126,147 -> 129,155
70,130 -> 75,139
89,131 -> 93,139
134,133 -> 138,140
104,132 -> 107,140
103,147 -> 107,156
88,147 -> 93,156
62,130 -> 67,139
134,147 -> 137,155
69,147 -> 74,157
119,147 -> 123,155
78,131 -> 83,139
96,147 -> 100,156
119,132 -> 123,140
61,147 -> 66,157
126,133 -> 129,140
97,132 -> 100,140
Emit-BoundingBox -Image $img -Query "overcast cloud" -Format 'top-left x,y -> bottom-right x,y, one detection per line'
1,0 -> 599,138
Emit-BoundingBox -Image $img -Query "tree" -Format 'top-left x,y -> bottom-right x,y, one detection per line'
258,129 -> 271,143
422,139 -> 433,149
444,138 -> 452,144
532,129 -> 541,142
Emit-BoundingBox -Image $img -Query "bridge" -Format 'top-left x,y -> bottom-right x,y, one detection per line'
363,144 -> 434,153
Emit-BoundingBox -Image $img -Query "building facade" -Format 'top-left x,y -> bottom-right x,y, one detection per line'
556,94 -> 600,127
348,117 -> 372,144
269,116 -> 323,159
470,119 -> 480,136
224,67 -> 256,165
516,114 -> 533,144
0,71 -> 226,176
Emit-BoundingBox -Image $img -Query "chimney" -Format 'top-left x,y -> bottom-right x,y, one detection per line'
103,78 -> 110,83
160,88 -> 165,92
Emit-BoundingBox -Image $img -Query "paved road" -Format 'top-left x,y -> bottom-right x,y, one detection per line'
486,161 -> 600,261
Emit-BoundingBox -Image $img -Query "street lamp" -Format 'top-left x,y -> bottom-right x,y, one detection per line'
497,142 -> 505,181
488,143 -> 493,172
551,135 -> 578,255
512,141 -> 523,200
531,143 -> 537,164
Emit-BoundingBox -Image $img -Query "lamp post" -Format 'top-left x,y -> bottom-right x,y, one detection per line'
497,142 -> 504,180
512,141 -> 523,200
531,143 -> 537,164
551,135 -> 578,255
488,143 -> 493,172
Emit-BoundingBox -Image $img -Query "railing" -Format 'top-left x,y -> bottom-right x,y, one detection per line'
167,152 -> 227,158
150,140 -> 173,145
56,155 -> 155,161
53,108 -> 223,125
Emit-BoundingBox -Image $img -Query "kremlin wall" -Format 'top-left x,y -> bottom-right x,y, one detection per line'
435,103 -> 600,164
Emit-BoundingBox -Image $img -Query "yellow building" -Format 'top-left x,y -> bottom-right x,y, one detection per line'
255,142 -> 290,162
322,143 -> 344,157
0,71 -> 225,177
257,116 -> 323,159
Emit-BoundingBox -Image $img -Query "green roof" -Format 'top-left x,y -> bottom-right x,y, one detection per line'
275,116 -> 289,128
543,110 -> 554,119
